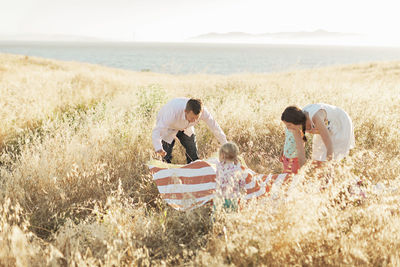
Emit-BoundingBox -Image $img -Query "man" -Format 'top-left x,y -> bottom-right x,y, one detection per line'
152,98 -> 227,163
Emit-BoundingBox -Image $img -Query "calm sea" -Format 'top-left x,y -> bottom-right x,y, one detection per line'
1,41 -> 400,75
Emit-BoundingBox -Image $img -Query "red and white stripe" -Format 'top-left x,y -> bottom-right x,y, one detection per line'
148,159 -> 293,211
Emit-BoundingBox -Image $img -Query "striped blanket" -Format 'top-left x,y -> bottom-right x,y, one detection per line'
148,158 -> 297,211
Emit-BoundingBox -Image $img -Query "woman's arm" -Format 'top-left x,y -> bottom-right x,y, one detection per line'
313,110 -> 333,160
291,129 -> 306,167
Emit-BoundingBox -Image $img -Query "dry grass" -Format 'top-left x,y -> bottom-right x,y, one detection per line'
1,53 -> 400,266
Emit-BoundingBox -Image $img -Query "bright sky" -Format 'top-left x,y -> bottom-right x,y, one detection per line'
1,0 -> 399,45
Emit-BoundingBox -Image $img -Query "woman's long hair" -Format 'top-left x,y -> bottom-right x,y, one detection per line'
281,106 -> 307,142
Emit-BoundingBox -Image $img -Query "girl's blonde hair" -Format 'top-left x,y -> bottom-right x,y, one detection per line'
219,142 -> 239,163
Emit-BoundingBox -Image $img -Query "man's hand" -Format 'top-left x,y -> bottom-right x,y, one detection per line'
155,149 -> 167,157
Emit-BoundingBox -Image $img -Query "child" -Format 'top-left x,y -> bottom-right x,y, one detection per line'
214,142 -> 247,212
281,106 -> 307,173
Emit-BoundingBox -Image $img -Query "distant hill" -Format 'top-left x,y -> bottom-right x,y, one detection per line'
188,29 -> 363,44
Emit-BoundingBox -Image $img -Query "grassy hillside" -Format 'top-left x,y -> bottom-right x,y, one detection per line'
1,53 -> 400,266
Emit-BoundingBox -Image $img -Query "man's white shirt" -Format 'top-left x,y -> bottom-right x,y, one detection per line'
152,98 -> 227,151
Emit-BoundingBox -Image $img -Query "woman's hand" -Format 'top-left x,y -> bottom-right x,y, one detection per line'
290,128 -> 306,167
287,125 -> 302,135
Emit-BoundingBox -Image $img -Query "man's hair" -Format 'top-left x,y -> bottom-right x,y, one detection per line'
185,98 -> 203,115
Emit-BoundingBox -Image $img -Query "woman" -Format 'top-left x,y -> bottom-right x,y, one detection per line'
281,103 -> 355,165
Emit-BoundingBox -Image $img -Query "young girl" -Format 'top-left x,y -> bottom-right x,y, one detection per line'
215,142 -> 247,211
281,106 -> 307,173
281,104 -> 355,163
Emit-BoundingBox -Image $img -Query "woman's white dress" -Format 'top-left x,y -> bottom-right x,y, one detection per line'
303,103 -> 355,161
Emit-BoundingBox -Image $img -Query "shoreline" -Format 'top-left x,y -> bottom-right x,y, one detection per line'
1,42 -> 400,75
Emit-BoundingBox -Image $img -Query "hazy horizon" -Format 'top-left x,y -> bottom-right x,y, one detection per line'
1,0 -> 399,46
0,31 -> 398,48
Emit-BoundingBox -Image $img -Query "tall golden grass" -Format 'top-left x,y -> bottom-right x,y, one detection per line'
1,53 -> 400,266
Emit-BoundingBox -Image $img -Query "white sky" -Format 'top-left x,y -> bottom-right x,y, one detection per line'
1,0 -> 399,45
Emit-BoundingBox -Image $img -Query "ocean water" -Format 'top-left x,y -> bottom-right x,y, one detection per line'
1,41 -> 400,75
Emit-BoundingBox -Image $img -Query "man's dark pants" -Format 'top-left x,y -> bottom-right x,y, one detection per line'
162,131 -> 199,164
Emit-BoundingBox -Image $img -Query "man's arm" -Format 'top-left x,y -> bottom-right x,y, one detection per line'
152,113 -> 173,155
200,106 -> 227,144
